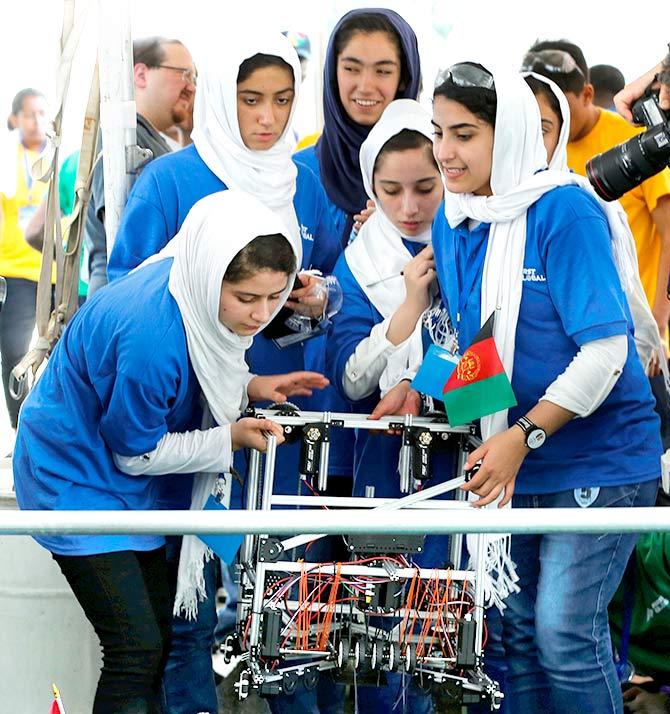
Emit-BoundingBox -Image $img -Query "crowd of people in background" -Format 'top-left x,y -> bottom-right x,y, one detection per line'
2,10 -> 670,714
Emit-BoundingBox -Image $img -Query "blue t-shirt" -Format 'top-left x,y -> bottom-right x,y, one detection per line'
108,143 -> 340,281
294,145 -> 349,246
108,143 -> 352,491
13,259 -> 201,556
432,185 -> 661,494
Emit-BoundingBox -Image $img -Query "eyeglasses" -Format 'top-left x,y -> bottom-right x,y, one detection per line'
521,50 -> 585,78
154,64 -> 197,85
434,63 -> 495,90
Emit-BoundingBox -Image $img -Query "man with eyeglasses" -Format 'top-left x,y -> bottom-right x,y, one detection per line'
85,35 -> 196,297
523,40 -> 670,364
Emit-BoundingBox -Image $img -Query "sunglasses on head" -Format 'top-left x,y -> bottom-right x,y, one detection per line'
521,50 -> 585,78
434,63 -> 495,90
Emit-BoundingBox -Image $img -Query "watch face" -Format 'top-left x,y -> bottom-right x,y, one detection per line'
527,428 -> 546,449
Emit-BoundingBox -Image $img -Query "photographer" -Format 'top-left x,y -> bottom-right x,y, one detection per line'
614,51 -> 670,122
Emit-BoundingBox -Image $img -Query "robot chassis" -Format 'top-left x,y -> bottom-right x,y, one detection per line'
222,408 -> 504,711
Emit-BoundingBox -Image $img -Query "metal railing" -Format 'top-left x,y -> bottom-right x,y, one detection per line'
1,507 -> 668,536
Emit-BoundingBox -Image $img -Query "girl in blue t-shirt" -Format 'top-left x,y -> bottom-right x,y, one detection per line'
13,190 -> 327,714
428,62 -> 661,713
326,99 -> 447,714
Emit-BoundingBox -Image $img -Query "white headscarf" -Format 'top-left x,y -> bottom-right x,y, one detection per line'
346,99 -> 438,393
524,71 -> 668,383
191,32 -> 302,254
136,189 -> 299,617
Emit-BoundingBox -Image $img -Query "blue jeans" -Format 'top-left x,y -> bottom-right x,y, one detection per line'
501,479 -> 658,714
162,536 -> 219,714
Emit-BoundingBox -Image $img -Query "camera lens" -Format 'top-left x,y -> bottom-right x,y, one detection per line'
587,125 -> 670,201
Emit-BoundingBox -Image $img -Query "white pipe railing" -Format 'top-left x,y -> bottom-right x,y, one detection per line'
1,507 -> 669,536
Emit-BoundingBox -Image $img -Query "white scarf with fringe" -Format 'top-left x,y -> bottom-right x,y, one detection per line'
134,190 -> 298,619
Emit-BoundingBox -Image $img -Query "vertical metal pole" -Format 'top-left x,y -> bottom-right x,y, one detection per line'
317,412 -> 331,492
448,443 -> 470,569
97,0 -> 135,252
473,533 -> 486,657
240,450 -> 262,565
399,414 -> 413,493
261,435 -> 278,513
248,562 -> 266,649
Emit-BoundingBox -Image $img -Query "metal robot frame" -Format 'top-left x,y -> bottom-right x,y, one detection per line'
222,408 -> 503,711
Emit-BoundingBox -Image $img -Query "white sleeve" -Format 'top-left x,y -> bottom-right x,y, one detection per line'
113,425 -> 232,476
541,334 -> 628,417
342,317 -> 414,401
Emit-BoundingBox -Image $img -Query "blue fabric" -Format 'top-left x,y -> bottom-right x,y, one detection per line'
501,479 -> 658,713
432,185 -> 661,494
294,145 -> 349,246
13,259 -> 201,555
314,8 -> 422,225
161,536 -> 219,714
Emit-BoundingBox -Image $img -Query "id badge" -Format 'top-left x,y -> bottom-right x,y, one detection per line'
199,494 -> 244,565
18,205 -> 38,234
411,344 -> 460,401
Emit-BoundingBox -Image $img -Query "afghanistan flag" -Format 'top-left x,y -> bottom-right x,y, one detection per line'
442,312 -> 516,426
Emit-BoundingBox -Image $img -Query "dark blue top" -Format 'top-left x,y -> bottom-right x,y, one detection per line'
13,259 -> 201,555
432,185 -> 661,494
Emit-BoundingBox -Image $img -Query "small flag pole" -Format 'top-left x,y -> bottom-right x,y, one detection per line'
51,683 -> 66,714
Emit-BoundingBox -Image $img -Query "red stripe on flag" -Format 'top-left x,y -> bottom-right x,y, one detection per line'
443,337 -> 506,393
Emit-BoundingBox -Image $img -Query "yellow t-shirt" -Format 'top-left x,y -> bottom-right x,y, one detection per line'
0,144 -> 50,282
294,131 -> 321,153
567,109 -> 670,308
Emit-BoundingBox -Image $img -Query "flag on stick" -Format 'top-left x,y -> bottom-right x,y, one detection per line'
441,312 -> 516,426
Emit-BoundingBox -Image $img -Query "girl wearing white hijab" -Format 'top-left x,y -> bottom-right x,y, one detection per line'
106,30 -> 348,496
326,99 -> 447,712
13,189 -> 327,713
431,62 -> 661,713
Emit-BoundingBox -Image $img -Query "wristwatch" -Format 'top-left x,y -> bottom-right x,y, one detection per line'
514,416 -> 547,450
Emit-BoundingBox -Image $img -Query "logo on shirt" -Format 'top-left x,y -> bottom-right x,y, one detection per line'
300,224 -> 314,242
523,268 -> 546,282
456,350 -> 481,382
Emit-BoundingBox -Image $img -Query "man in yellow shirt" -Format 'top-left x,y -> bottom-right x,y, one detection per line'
523,40 -> 670,339
0,88 -> 49,431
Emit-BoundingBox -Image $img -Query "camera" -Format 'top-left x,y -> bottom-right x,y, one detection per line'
586,91 -> 670,201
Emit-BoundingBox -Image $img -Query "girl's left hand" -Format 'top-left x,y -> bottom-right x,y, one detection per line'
353,199 -> 376,233
247,371 -> 330,403
461,427 -> 530,508
285,273 -> 326,318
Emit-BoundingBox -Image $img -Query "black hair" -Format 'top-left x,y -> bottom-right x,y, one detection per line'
373,129 -> 437,176
433,63 -> 497,127
224,234 -> 296,283
7,88 -> 45,131
132,36 -> 184,68
237,54 -> 294,85
523,75 -> 564,129
589,64 -> 625,100
333,12 -> 409,92
528,39 -> 588,94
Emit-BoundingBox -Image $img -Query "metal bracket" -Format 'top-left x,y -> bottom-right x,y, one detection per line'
258,537 -> 284,563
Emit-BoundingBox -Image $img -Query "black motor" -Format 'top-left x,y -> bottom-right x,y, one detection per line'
587,91 -> 670,201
